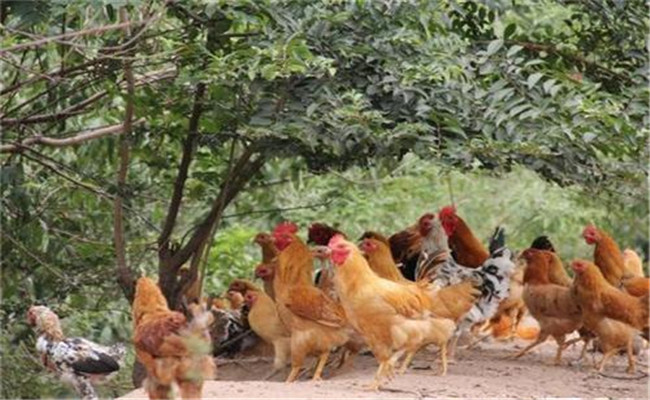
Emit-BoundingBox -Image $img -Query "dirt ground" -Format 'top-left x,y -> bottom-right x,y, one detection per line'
120,334 -> 649,399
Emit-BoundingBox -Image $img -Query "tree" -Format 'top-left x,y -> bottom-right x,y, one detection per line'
1,1 -> 647,395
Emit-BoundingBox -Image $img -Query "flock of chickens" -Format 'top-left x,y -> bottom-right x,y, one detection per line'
26,205 -> 649,399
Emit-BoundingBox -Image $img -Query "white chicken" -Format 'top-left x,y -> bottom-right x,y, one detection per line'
27,305 -> 126,400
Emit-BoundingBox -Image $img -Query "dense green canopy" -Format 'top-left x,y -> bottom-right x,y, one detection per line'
1,0 -> 647,397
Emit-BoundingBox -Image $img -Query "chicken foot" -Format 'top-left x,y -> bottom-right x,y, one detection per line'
311,352 -> 330,381
398,351 -> 416,375
554,336 -> 582,365
595,338 -> 636,374
178,380 -> 203,400
285,366 -> 301,383
366,361 -> 388,391
597,348 -> 620,373
448,333 -> 461,359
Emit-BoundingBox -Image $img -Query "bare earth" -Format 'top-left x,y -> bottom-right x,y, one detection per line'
121,336 -> 649,399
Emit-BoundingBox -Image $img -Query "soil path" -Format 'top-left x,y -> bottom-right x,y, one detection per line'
120,336 -> 648,398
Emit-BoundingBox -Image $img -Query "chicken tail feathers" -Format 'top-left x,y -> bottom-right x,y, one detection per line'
488,226 -> 506,255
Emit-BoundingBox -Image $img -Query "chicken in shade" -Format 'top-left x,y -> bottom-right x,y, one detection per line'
27,305 -> 125,400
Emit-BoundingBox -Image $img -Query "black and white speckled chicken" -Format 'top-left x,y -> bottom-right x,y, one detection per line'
27,305 -> 126,400
414,215 -> 515,355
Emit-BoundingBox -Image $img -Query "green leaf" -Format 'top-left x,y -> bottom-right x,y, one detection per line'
509,104 -> 532,117
582,132 -> 597,142
543,79 -> 557,94
527,72 -> 544,89
506,45 -> 524,57
504,23 -> 517,39
486,39 -> 503,56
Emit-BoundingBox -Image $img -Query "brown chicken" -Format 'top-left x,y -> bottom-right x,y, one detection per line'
254,232 -> 279,263
512,249 -> 586,365
311,245 -> 339,301
438,205 -> 488,268
271,222 -> 351,382
623,249 -> 644,278
583,224 -> 649,297
359,230 -> 390,246
547,251 -> 573,287
328,235 -> 455,389
360,217 -> 431,281
228,279 -> 291,377
360,237 -> 409,283
361,234 -> 479,324
488,235 -> 559,340
254,261 -> 277,300
570,259 -> 648,372
132,277 -> 215,399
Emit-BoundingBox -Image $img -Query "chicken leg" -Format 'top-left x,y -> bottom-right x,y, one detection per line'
555,336 -> 582,365
366,361 -> 387,391
178,380 -> 203,400
398,351 -> 416,375
597,348 -> 619,373
144,379 -> 173,400
285,367 -> 301,383
71,376 -> 98,400
312,352 -> 330,381
510,333 -> 548,360
438,342 -> 448,376
626,339 -> 636,374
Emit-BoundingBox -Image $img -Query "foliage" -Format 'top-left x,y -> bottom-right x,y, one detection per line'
0,0 -> 647,397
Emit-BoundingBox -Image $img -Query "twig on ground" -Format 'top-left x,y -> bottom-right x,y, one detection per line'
598,371 -> 648,380
379,386 -> 425,399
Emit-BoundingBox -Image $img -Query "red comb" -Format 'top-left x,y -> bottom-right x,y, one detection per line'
582,224 -> 596,235
438,205 -> 457,219
272,221 -> 298,236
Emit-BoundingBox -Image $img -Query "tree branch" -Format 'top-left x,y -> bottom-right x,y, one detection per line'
169,149 -> 265,269
18,151 -> 116,200
157,82 -> 206,256
0,119 -> 145,153
1,90 -> 109,126
222,200 -> 333,219
501,40 -> 632,83
114,7 -> 136,303
0,18 -> 156,55
18,147 -> 162,233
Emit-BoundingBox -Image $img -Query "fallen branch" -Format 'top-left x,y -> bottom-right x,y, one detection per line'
0,118 -> 145,153
598,371 -> 649,380
215,357 -> 272,366
379,386 -> 425,398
